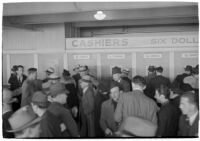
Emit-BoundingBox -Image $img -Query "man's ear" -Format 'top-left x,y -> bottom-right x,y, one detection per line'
142,85 -> 146,90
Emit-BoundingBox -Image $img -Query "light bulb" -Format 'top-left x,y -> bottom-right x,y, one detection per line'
94,11 -> 106,20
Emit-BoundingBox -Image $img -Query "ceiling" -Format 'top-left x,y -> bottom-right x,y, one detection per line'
3,2 -> 199,28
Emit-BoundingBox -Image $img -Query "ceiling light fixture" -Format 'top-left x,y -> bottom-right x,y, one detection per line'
94,11 -> 106,20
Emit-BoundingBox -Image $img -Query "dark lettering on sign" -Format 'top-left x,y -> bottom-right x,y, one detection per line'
122,39 -> 128,46
71,38 -> 129,47
105,39 -> 111,46
172,37 -> 198,44
151,39 -> 166,44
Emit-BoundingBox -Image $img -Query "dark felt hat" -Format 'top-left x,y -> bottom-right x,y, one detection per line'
112,66 -> 121,75
63,69 -> 70,77
148,66 -> 155,72
11,65 -> 18,72
31,91 -> 49,108
184,65 -> 193,71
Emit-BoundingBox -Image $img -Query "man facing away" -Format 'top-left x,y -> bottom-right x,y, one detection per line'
114,75 -> 158,126
21,68 -> 42,107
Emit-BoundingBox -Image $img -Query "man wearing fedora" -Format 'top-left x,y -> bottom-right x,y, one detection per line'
31,91 -> 63,137
7,105 -> 42,138
47,82 -> 79,137
173,65 -> 193,92
100,82 -> 122,137
112,66 -> 130,92
79,75 -> 95,137
43,67 -> 55,83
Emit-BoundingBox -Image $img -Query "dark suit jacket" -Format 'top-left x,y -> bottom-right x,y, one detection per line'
100,99 -> 117,133
8,74 -> 27,90
79,87 -> 95,137
150,75 -> 171,89
178,113 -> 199,137
156,102 -> 180,137
40,111 -> 63,138
121,76 -> 132,91
48,102 -> 79,137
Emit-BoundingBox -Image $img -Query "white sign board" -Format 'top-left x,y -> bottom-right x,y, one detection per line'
66,32 -> 198,49
107,54 -> 125,59
182,53 -> 198,58
73,55 -> 90,60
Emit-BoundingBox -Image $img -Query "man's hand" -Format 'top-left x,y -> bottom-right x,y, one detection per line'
105,128 -> 113,135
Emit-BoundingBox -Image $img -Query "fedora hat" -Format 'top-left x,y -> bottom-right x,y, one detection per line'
122,68 -> 130,74
49,82 -> 69,98
7,105 -> 41,133
112,66 -> 121,75
48,73 -> 60,80
80,75 -> 92,83
11,65 -> 18,72
119,116 -> 157,137
31,91 -> 49,108
184,65 -> 193,71
79,66 -> 88,72
46,67 -> 54,74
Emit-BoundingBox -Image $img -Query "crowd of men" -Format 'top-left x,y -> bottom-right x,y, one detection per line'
2,64 -> 199,138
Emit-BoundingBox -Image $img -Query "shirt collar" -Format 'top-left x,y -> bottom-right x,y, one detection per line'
83,87 -> 89,93
188,111 -> 198,126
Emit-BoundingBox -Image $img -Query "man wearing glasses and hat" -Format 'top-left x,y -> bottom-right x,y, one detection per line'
79,75 -> 95,137
112,66 -> 130,92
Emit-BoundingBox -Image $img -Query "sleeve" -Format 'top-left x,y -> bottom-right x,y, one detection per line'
40,119 -> 54,137
177,115 -> 184,136
100,103 -> 107,132
151,103 -> 158,125
21,82 -> 33,107
62,109 -> 79,137
114,94 -> 123,124
156,111 -> 167,137
83,90 -> 95,115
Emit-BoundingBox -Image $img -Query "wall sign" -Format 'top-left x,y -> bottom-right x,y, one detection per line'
107,54 -> 125,59
66,32 -> 198,49
182,53 -> 198,58
144,54 -> 162,58
73,55 -> 90,60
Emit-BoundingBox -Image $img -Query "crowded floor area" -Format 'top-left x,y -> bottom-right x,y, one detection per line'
2,1 -> 199,138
